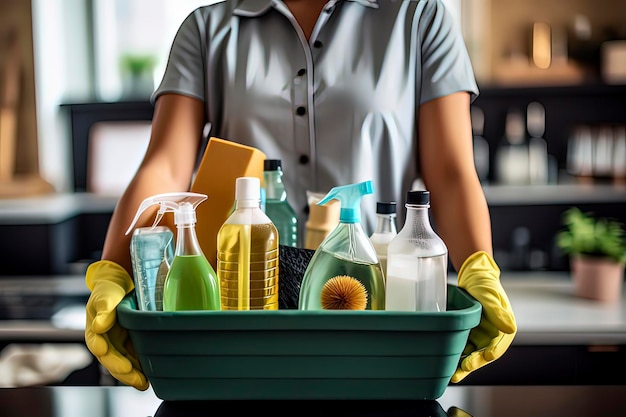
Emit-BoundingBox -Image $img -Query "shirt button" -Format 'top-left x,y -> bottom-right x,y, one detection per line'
313,40 -> 323,48
296,106 -> 306,116
299,155 -> 310,165
297,68 -> 306,76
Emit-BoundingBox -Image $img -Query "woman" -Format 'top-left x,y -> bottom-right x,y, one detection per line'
85,0 -> 516,390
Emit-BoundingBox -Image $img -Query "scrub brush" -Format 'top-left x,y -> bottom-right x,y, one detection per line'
320,275 -> 368,310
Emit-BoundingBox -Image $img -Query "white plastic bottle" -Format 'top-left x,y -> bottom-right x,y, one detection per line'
386,190 -> 448,312
369,201 -> 397,281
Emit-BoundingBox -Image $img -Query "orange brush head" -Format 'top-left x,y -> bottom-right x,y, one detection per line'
320,275 -> 368,310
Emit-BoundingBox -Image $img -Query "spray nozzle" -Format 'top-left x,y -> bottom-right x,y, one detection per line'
317,180 -> 373,224
125,192 -> 208,235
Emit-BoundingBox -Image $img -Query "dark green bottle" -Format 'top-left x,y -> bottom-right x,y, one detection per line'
263,159 -> 299,247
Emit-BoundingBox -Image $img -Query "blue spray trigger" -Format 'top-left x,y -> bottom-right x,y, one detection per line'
317,180 -> 373,224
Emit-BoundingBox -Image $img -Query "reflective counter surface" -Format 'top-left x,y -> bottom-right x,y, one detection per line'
2,385 -> 624,417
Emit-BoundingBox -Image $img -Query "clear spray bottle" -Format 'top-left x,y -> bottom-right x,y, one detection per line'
129,226 -> 174,311
126,192 -> 221,311
298,181 -> 385,311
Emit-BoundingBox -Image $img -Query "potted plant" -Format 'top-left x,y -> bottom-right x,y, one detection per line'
556,207 -> 626,302
119,53 -> 157,98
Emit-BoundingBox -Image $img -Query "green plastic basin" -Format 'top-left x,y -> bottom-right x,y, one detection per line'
117,283 -> 481,401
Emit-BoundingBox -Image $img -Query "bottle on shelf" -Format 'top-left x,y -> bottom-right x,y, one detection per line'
386,190 -> 448,312
526,101 -> 550,185
217,177 -> 279,310
126,192 -> 221,311
613,125 -> 626,179
263,159 -> 299,247
369,201 -> 397,281
471,106 -> 490,184
299,180 -> 385,311
495,109 -> 530,185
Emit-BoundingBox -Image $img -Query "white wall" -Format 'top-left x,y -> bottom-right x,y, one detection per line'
32,0 -> 93,192
93,0 -> 213,101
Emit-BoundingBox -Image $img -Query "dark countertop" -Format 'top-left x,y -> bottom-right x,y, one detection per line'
2,385 -> 625,417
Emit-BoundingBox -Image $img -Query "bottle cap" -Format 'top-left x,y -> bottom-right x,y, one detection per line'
406,190 -> 430,206
376,202 -> 396,215
236,177 -> 261,207
264,159 -> 282,171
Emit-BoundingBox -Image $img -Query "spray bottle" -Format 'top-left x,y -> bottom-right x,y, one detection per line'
126,192 -> 221,311
129,225 -> 174,311
298,181 -> 385,311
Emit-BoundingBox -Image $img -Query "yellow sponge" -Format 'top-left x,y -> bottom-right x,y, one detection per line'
165,137 -> 266,269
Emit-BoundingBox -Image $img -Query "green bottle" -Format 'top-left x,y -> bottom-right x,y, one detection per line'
263,159 -> 299,247
126,192 -> 221,311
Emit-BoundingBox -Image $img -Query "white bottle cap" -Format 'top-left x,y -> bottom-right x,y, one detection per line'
236,177 -> 260,208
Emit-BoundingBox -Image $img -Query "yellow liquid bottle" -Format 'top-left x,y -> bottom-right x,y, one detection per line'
217,177 -> 279,310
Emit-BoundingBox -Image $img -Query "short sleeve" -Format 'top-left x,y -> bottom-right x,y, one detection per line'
151,10 -> 207,104
418,0 -> 479,104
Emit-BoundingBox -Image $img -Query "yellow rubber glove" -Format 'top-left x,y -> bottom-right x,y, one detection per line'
85,260 -> 149,390
451,251 -> 517,383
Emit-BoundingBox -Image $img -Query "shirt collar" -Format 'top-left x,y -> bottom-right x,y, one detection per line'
233,0 -> 378,17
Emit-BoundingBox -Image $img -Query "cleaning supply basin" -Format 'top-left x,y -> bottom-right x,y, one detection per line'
117,283 -> 481,401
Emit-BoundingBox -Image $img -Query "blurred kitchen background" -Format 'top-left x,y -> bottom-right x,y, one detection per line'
0,0 -> 625,274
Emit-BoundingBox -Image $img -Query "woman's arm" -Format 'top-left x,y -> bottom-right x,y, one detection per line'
101,93 -> 205,273
418,91 -> 492,271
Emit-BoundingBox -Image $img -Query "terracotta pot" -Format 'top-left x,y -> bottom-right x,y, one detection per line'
570,255 -> 625,303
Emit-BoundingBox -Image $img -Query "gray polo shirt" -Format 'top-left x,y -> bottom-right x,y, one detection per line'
153,0 -> 479,234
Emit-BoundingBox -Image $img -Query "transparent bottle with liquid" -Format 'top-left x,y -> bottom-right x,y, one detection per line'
126,192 -> 221,311
369,201 -> 397,281
217,177 -> 279,310
299,181 -> 385,311
129,226 -> 174,311
263,159 -> 299,247
386,190 -> 448,312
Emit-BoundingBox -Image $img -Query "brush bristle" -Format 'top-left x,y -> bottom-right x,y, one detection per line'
320,275 -> 368,310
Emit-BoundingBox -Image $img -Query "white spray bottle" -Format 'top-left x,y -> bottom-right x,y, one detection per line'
126,192 -> 221,311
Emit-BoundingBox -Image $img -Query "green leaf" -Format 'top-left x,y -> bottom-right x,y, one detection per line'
555,207 -> 626,264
